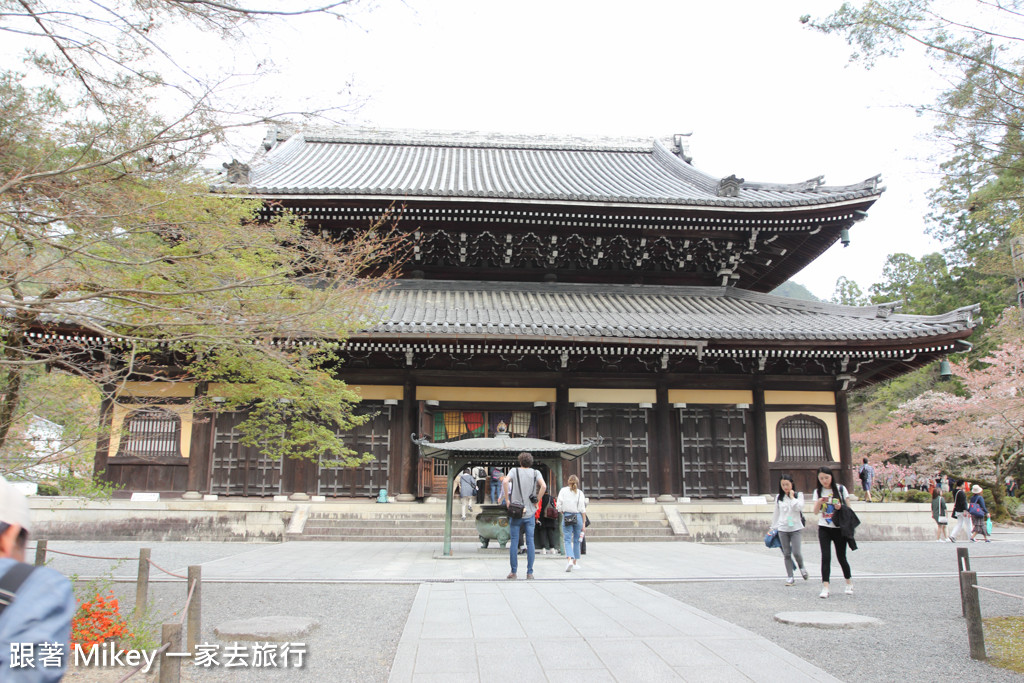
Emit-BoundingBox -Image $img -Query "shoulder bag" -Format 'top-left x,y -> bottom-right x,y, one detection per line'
507,469 -> 525,518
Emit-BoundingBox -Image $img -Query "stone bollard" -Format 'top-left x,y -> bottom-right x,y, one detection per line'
956,546 -> 971,617
159,622 -> 182,683
34,540 -> 47,566
960,570 -> 986,660
136,548 -> 151,615
186,566 -> 201,653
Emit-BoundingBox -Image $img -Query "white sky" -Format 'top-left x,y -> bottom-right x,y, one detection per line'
14,0 -> 954,301
236,0 -> 949,301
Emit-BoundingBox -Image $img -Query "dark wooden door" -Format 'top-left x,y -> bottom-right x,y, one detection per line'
209,411 -> 282,496
679,406 -> 750,498
579,405 -> 650,499
317,404 -> 392,497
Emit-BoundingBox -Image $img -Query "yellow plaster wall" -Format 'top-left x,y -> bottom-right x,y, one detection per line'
108,403 -> 193,459
417,387 -> 556,403
764,390 -> 835,406
765,411 -> 840,463
667,390 -> 753,405
568,389 -> 657,404
119,382 -> 195,398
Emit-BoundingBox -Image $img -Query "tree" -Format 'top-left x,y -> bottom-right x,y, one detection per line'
831,275 -> 868,306
852,309 -> 1023,518
0,1 -> 404,487
806,1 -> 1022,328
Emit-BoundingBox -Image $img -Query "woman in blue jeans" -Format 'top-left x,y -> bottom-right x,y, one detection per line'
557,475 -> 587,572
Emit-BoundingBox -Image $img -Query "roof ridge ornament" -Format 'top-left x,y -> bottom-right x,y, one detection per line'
672,133 -> 693,163
717,175 -> 745,198
875,302 -> 902,319
743,176 -> 825,193
222,159 -> 250,185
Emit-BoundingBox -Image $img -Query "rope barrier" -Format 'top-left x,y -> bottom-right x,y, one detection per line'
113,643 -> 170,683
967,553 -> 1024,559
179,579 -> 197,626
972,584 -> 1024,602
147,558 -> 187,580
29,548 -> 134,561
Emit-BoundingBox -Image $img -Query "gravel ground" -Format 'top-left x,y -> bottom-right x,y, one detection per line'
41,534 -> 1024,682
63,582 -> 417,682
647,537 -> 1024,683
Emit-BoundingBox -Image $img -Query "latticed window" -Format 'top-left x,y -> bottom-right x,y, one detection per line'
119,408 -> 182,459
776,415 -> 831,462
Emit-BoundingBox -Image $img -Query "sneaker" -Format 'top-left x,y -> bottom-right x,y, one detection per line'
819,587 -> 829,599
800,568 -> 809,581
845,584 -> 854,595
985,539 -> 992,543
785,578 -> 795,586
565,562 -> 573,573
461,515 -> 466,521
949,536 -> 957,543
506,572 -> 517,580
573,562 -> 581,570
526,573 -> 535,580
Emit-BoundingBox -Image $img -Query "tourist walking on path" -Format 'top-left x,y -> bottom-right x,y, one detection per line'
931,489 -> 949,542
858,458 -> 875,502
536,492 -> 560,555
489,466 -> 503,504
557,475 -> 587,572
770,474 -> 808,586
457,468 -> 477,520
948,481 -> 971,542
0,477 -> 75,683
473,465 -> 487,505
811,467 -> 854,598
968,484 -> 992,542
504,452 -> 545,579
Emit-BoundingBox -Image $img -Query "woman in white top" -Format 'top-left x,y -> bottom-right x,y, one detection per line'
769,473 -> 808,586
811,466 -> 853,598
556,475 -> 587,572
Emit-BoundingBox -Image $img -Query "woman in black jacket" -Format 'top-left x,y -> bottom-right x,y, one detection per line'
811,467 -> 854,599
948,481 -> 970,543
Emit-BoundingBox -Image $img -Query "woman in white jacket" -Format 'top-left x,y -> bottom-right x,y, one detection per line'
770,474 -> 808,586
556,475 -> 587,572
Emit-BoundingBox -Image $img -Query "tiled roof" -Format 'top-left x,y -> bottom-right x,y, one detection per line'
360,280 -> 977,344
214,127 -> 884,210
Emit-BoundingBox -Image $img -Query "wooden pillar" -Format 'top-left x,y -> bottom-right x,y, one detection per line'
397,378 -> 417,501
655,382 -> 675,501
752,380 -> 770,495
555,382 -> 576,481
836,389 -> 854,492
93,389 -> 114,484
184,382 -> 211,498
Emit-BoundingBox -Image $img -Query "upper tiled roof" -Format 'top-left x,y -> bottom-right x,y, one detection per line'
213,127 -> 884,210
360,280 -> 977,344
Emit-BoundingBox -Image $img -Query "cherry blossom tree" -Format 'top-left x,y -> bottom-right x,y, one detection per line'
853,309 -> 1023,516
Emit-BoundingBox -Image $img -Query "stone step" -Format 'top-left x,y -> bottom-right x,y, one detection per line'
290,534 -> 682,542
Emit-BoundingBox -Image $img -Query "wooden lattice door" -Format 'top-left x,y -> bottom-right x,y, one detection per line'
317,404 -> 392,497
579,405 -> 650,499
679,406 -> 749,498
209,410 -> 282,496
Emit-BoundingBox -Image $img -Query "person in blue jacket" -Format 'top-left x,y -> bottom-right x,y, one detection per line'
0,478 -> 75,682
968,484 -> 992,542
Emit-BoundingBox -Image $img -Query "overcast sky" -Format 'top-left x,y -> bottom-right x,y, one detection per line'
21,0 -> 954,301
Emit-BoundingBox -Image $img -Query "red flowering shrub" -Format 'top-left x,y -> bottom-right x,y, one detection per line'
71,591 -> 133,650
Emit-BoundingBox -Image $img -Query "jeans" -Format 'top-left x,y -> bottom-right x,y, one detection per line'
490,481 -> 501,504
778,529 -> 804,578
508,516 -> 536,575
562,518 -> 583,560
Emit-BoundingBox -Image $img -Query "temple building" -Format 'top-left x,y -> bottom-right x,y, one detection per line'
95,128 -> 978,499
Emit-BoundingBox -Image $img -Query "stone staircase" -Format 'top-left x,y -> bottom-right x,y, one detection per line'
288,503 -> 685,542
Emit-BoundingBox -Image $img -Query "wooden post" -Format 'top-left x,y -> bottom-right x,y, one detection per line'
186,566 -> 201,653
136,548 -> 151,615
159,622 -> 182,683
956,547 -> 971,616
33,540 -> 47,566
960,570 -> 986,660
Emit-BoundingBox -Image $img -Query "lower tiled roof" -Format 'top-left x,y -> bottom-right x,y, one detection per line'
362,280 -> 978,344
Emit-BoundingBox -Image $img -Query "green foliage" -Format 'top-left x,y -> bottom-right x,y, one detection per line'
904,489 -> 931,503
36,483 -> 59,496
831,276 -> 868,306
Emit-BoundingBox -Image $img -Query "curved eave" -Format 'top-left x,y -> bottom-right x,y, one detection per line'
413,435 -> 592,460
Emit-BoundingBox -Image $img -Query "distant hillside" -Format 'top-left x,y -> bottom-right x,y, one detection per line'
769,281 -> 822,302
